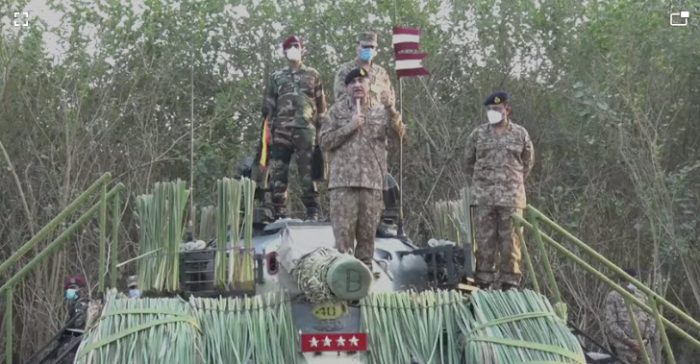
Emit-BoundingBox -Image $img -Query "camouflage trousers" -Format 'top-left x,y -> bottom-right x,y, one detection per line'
474,205 -> 523,286
611,340 -> 655,364
269,127 -> 319,215
330,187 -> 384,268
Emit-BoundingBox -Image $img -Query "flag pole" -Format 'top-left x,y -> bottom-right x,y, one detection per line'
397,77 -> 405,238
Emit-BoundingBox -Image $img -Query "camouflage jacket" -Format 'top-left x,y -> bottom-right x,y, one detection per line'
465,121 -> 534,208
333,60 -> 394,108
262,64 -> 327,129
320,97 -> 403,190
605,289 -> 657,342
66,297 -> 89,330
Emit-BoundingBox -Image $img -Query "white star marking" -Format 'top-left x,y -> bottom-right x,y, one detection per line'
323,336 -> 332,347
349,336 -> 359,347
336,336 -> 346,347
309,336 -> 319,347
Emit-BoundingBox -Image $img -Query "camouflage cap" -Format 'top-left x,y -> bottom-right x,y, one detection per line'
358,31 -> 378,47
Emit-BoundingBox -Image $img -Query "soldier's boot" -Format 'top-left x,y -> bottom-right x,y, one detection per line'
376,222 -> 397,238
305,207 -> 319,222
273,206 -> 288,220
500,282 -> 519,291
475,280 -> 492,290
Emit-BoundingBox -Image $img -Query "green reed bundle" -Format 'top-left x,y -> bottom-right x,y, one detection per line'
136,180 -> 189,292
361,290 -> 472,364
191,292 -> 297,364
75,291 -> 203,364
465,289 -> 585,364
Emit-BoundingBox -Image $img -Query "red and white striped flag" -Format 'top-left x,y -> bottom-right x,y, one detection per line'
393,26 -> 430,78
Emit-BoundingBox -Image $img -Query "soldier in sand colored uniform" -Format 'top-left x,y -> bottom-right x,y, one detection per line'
320,67 -> 405,274
335,31 -> 401,236
465,91 -> 534,290
334,31 -> 397,114
605,268 -> 657,364
262,35 -> 327,220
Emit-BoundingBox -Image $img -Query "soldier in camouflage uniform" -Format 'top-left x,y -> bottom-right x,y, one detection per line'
465,91 -> 534,290
262,35 -> 327,220
320,67 -> 405,273
605,268 -> 657,364
335,31 -> 400,236
51,275 -> 89,363
334,31 -> 396,112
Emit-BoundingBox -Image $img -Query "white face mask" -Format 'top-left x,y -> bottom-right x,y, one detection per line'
627,283 -> 636,292
285,47 -> 301,61
487,110 -> 504,124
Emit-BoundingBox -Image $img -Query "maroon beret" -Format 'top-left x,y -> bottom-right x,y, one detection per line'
64,275 -> 86,289
282,35 -> 302,50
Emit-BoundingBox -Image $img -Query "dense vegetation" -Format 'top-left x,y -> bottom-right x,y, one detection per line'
1,0 -> 698,361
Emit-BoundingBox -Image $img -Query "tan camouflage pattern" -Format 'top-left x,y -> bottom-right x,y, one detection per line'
474,206 -> 523,286
262,64 -> 326,129
333,61 -> 394,108
465,121 -> 534,208
605,289 -> 657,364
319,97 -> 403,190
268,127 -> 318,215
329,187 -> 384,267
358,31 -> 378,46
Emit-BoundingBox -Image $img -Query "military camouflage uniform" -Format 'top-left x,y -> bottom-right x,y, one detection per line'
465,121 -> 534,287
605,289 -> 657,364
334,61 -> 394,107
262,64 -> 327,217
320,96 -> 403,268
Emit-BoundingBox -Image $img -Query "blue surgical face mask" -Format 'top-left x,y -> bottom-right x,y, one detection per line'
128,288 -> 141,299
65,288 -> 78,300
359,48 -> 374,62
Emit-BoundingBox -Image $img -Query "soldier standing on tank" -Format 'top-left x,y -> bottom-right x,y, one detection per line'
334,31 -> 397,117
320,67 -> 405,275
605,268 -> 657,364
465,91 -> 534,290
334,31 -> 400,236
262,35 -> 327,220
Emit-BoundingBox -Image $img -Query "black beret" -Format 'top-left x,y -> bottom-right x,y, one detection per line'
344,67 -> 369,85
483,91 -> 510,106
623,268 -> 638,278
